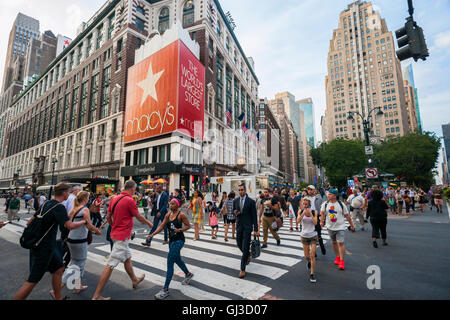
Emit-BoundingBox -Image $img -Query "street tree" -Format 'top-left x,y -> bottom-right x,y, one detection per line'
310,139 -> 366,188
376,132 -> 441,189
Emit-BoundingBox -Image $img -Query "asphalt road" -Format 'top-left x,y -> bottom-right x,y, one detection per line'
0,198 -> 449,300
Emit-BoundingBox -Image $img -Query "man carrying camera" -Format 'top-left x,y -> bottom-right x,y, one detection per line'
258,188 -> 281,249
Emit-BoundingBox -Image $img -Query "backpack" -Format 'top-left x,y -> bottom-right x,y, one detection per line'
33,197 -> 40,211
20,202 -> 62,250
141,197 -> 148,207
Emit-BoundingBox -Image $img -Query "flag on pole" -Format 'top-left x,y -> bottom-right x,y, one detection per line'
242,121 -> 249,133
238,113 -> 245,122
225,108 -> 232,126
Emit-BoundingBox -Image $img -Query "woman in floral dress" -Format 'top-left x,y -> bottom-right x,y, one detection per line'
188,190 -> 203,240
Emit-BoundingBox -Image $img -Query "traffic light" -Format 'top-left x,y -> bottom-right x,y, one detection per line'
395,18 -> 429,62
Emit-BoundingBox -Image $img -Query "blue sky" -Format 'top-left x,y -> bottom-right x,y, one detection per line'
219,0 -> 450,142
1,0 -> 449,178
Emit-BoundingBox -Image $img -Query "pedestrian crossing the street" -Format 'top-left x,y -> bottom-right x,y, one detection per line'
1,216 -> 350,300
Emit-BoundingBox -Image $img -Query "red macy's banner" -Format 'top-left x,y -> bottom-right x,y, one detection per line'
124,39 -> 205,143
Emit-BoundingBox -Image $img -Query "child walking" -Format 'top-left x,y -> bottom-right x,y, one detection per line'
209,203 -> 219,239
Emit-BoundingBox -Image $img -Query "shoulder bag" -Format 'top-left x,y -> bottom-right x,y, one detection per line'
251,236 -> 261,259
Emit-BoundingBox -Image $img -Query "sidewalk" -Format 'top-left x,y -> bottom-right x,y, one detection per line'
385,202 -> 449,224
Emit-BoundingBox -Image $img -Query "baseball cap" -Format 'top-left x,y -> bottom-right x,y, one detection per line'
328,189 -> 339,197
307,185 -> 316,190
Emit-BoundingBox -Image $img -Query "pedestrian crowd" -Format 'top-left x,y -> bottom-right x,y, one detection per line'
0,181 -> 447,300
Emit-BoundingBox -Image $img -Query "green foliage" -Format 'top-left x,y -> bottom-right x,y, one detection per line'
311,133 -> 441,190
443,187 -> 450,199
376,132 -> 441,188
310,139 -> 366,188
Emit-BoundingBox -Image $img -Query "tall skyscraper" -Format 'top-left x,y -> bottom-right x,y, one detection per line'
269,98 -> 297,183
403,64 -> 422,133
323,0 -> 410,143
257,99 -> 283,180
275,92 -> 308,182
23,30 -> 58,87
298,98 -> 316,148
1,13 -> 40,93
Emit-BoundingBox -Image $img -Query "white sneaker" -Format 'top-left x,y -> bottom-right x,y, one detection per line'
182,273 -> 194,285
155,289 -> 170,300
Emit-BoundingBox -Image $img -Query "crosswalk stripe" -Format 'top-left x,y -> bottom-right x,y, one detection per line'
93,245 -> 272,300
86,251 -> 231,300
183,228 -> 304,249
128,238 -> 288,280
140,234 -> 299,267
3,223 -> 24,236
204,226 -> 332,241
181,231 -> 304,257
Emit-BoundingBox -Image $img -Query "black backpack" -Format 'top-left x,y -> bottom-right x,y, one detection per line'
20,202 -> 62,250
141,197 -> 148,207
33,197 -> 40,211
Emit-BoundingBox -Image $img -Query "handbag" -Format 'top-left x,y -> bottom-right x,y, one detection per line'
288,204 -> 295,219
199,220 -> 205,232
276,217 -> 283,228
251,236 -> 261,259
271,220 -> 278,231
222,202 -> 228,215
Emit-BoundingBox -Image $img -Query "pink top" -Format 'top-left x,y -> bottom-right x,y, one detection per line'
209,212 -> 218,226
109,192 -> 138,241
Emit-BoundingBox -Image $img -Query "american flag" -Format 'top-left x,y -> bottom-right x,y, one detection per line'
225,108 -> 232,126
238,112 -> 245,122
242,121 -> 249,133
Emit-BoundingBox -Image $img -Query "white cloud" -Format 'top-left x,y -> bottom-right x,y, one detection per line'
434,30 -> 450,49
0,0 -> 103,82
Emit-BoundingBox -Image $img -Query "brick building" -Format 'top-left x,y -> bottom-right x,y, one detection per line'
0,0 -> 260,193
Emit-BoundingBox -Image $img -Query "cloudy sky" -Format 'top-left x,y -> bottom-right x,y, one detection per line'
1,0 -> 449,176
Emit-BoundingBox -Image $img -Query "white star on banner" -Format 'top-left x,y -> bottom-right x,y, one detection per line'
137,62 -> 165,107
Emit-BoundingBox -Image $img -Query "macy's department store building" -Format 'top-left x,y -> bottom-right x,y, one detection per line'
120,24 -> 205,195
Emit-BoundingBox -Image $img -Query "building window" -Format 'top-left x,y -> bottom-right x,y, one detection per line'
79,82 -> 88,128
183,1 -> 195,28
70,88 -> 79,131
111,143 -> 116,161
100,66 -> 111,119
88,74 -> 99,124
136,6 -> 145,16
158,7 -> 170,34
135,17 -> 145,32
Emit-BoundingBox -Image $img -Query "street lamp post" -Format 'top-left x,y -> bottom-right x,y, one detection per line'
347,107 -> 384,146
49,158 -> 58,198
15,168 -> 22,193
347,107 -> 384,187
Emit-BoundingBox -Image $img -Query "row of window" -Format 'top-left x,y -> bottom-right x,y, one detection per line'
125,144 -> 172,167
11,13 -> 116,119
7,62 -> 115,157
3,121 -> 118,175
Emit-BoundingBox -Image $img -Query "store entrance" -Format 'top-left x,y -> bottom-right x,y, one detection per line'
180,174 -> 190,199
